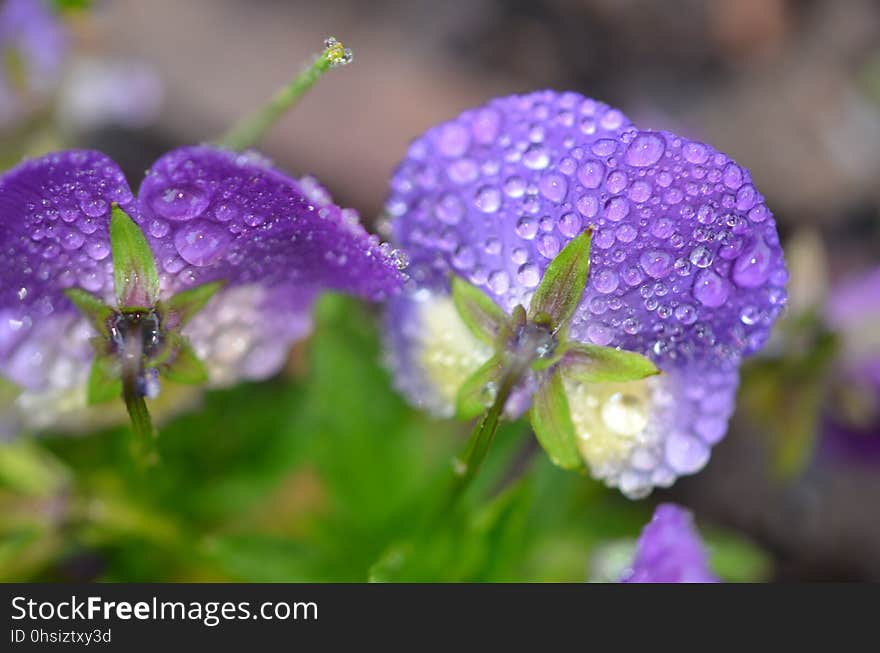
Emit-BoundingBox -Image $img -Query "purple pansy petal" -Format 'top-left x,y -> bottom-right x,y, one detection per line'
138,146 -> 402,302
0,150 -> 136,390
137,145 -> 403,385
388,90 -> 787,368
0,0 -> 68,127
621,503 -> 718,583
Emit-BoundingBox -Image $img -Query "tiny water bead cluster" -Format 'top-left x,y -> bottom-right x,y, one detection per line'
0,146 -> 404,436
385,90 -> 787,498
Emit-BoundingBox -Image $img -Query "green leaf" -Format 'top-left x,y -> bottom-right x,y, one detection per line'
450,275 -> 509,345
64,287 -> 113,336
162,281 -> 226,327
529,369 -> 583,471
161,337 -> 209,385
528,228 -> 592,330
87,355 -> 122,405
561,342 -> 660,384
455,355 -> 504,420
110,203 -> 160,308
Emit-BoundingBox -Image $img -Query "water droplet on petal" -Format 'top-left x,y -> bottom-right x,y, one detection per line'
693,269 -> 730,307
173,220 -> 232,266
539,173 -> 568,203
640,250 -> 673,278
577,159 -> 605,189
474,186 -> 501,213
625,133 -> 665,167
732,235 -> 772,287
151,186 -> 210,221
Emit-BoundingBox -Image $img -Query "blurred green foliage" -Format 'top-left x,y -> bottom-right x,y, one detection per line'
0,296 -> 769,582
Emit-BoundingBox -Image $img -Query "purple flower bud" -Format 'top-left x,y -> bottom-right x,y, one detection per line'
620,503 -> 718,583
0,0 -> 68,128
0,146 -> 404,433
384,91 -> 787,497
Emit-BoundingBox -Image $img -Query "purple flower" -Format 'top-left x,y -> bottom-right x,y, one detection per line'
384,91 -> 787,497
620,503 -> 718,583
820,266 -> 880,463
0,146 -> 404,434
0,0 -> 68,128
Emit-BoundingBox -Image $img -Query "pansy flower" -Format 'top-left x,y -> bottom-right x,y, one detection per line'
0,146 -> 404,437
821,265 -> 880,463
0,0 -> 67,129
620,503 -> 718,583
384,91 -> 787,497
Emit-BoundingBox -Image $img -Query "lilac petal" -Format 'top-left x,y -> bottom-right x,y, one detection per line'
621,503 -> 718,583
0,150 -> 137,390
387,91 -> 788,370
0,0 -> 68,127
137,146 -> 404,385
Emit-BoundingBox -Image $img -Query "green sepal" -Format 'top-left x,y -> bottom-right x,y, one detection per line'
528,228 -> 592,330
161,280 -> 226,328
455,355 -> 504,420
64,287 -> 113,337
110,203 -> 160,308
450,275 -> 509,345
160,337 -> 209,385
87,355 -> 122,405
561,342 -> 660,384
529,368 -> 583,471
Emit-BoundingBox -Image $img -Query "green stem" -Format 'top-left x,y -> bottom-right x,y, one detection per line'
120,332 -> 158,468
446,371 -> 518,507
217,37 -> 352,151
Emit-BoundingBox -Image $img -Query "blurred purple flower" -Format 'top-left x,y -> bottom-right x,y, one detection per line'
384,91 -> 787,497
620,503 -> 718,583
821,265 -> 880,463
0,146 -> 404,434
0,0 -> 68,128
59,57 -> 164,131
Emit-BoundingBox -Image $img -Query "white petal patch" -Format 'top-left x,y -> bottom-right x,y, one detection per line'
386,289 -> 493,417
184,284 -> 310,387
564,365 -> 739,498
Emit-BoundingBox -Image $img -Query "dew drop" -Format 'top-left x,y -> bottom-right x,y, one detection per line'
517,263 -> 541,287
577,159 -> 605,189
688,245 -> 713,268
522,145 -> 550,170
474,186 -> 501,213
173,220 -> 233,266
593,269 -> 619,294
625,133 -> 665,167
693,269 -> 730,307
151,186 -> 210,221
436,122 -> 470,157
539,173 -> 568,203
732,235 -> 772,288
640,250 -> 673,278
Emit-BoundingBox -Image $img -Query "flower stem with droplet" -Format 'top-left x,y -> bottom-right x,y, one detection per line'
218,37 -> 353,151
445,369 -> 518,508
